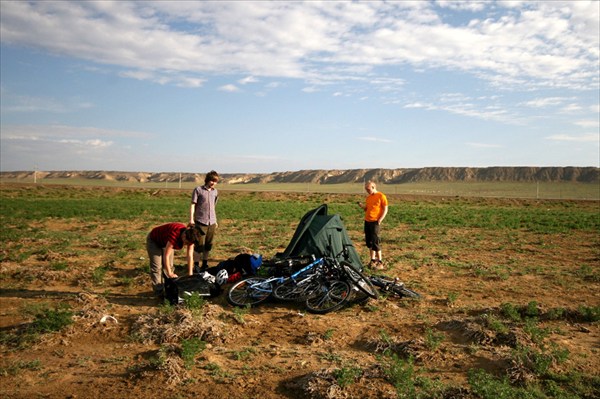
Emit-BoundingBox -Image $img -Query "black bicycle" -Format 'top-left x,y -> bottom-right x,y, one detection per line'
368,275 -> 421,299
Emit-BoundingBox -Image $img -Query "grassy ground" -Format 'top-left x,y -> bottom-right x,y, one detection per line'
1,177 -> 598,200
0,183 -> 598,399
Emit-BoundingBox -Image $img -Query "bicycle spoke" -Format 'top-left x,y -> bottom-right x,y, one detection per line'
227,277 -> 273,307
305,280 -> 351,314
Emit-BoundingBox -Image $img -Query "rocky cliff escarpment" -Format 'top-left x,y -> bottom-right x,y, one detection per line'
2,167 -> 598,184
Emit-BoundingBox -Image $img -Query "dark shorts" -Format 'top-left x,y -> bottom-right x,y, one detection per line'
194,223 -> 217,252
364,221 -> 381,251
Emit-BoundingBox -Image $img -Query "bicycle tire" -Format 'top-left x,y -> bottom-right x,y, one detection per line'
341,263 -> 378,299
395,286 -> 422,299
273,276 -> 321,301
227,277 -> 273,307
369,275 -> 422,299
305,280 -> 351,314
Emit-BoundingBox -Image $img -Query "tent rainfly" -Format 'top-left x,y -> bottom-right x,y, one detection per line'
276,204 -> 364,271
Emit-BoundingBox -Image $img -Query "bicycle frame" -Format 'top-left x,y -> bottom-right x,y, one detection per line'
248,257 -> 324,293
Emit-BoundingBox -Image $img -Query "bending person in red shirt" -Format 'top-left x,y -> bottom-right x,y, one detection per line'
146,222 -> 200,297
358,181 -> 389,270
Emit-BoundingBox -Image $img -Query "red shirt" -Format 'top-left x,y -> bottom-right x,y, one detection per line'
149,223 -> 186,249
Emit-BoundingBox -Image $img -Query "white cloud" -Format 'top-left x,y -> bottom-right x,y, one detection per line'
545,133 -> 598,142
176,77 -> 205,88
1,124 -> 151,139
58,138 -> 113,148
436,0 -> 487,12
574,120 -> 600,128
560,103 -> 583,113
120,70 -> 205,87
0,92 -> 94,113
357,136 -> 392,143
521,97 -> 570,108
1,1 -> 597,91
0,124 -> 151,171
467,142 -> 503,148
404,102 -> 427,109
218,84 -> 240,92
238,76 -> 258,85
404,98 -> 515,124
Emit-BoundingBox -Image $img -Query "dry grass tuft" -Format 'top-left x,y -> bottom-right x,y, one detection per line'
158,344 -> 190,385
132,304 -> 227,345
290,368 -> 347,399
74,292 -> 112,328
367,332 -> 427,361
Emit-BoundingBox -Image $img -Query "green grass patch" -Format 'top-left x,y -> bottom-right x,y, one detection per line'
1,303 -> 74,348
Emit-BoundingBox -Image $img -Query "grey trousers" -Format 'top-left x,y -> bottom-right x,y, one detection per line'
146,234 -> 174,295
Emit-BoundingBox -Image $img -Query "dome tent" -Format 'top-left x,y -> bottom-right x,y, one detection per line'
276,204 -> 364,271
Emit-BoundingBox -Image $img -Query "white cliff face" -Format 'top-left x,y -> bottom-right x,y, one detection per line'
1,167 -> 598,184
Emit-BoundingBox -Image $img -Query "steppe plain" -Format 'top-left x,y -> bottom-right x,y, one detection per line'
0,177 -> 598,398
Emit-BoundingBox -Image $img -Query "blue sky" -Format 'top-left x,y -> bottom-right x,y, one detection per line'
1,0 -> 598,173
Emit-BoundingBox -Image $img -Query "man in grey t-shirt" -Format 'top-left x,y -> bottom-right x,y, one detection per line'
189,170 -> 219,271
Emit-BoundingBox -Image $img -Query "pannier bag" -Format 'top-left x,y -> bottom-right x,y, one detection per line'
164,274 -> 221,305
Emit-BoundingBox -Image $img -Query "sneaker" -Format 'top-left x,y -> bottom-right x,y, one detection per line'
374,260 -> 386,270
368,259 -> 377,268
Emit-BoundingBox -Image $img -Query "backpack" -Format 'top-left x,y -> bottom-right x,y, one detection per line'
207,253 -> 262,277
164,274 -> 221,305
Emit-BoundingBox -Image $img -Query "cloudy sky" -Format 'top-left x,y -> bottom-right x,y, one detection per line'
1,1 -> 598,173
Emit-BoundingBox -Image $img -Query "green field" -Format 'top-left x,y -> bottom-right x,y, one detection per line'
1,177 -> 598,200
1,183 -> 599,399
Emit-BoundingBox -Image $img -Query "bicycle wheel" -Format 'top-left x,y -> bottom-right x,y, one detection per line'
341,263 -> 378,299
227,277 -> 273,307
367,275 -> 421,299
394,286 -> 422,299
305,279 -> 351,314
273,276 -> 321,301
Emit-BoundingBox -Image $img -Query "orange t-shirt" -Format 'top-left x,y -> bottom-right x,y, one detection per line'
364,192 -> 388,222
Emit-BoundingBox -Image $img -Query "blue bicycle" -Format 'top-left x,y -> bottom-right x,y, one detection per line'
227,254 -> 352,313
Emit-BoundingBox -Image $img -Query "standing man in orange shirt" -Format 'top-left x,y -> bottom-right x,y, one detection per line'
358,180 -> 389,269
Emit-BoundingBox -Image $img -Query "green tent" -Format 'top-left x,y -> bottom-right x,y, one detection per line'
276,204 -> 364,271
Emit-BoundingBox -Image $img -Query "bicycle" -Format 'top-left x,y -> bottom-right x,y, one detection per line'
227,236 -> 381,312
273,243 -> 378,311
368,275 -> 421,299
227,256 -> 323,307
228,255 -> 351,314
338,260 -> 378,299
318,240 -> 379,300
